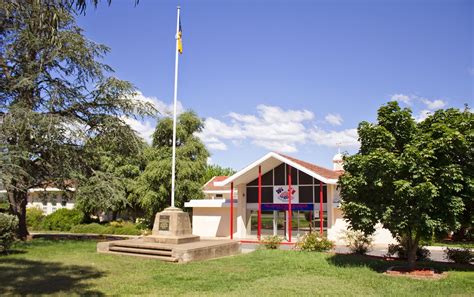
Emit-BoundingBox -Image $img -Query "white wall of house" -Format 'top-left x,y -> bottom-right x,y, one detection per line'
327,208 -> 397,245
191,207 -> 235,238
26,191 -> 75,215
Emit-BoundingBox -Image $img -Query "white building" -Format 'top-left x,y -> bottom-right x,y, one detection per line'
0,185 -> 75,215
185,152 -> 395,244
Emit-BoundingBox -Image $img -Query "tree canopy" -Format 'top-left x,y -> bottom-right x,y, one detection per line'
339,101 -> 473,266
0,0 -> 154,238
135,112 -> 209,219
201,164 -> 236,185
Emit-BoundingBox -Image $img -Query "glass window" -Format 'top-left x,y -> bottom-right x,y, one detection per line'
299,171 -> 313,185
274,163 -> 286,185
247,187 -> 258,203
299,186 -> 313,203
314,185 -> 328,203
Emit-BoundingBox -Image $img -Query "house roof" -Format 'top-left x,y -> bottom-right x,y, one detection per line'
277,153 -> 342,180
214,152 -> 342,187
202,176 -> 230,192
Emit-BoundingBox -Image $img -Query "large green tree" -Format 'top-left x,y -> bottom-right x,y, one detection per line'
135,112 -> 209,219
339,101 -> 473,267
0,1 -> 154,238
74,124 -> 147,220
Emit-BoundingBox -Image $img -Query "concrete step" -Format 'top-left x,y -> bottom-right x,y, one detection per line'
109,246 -> 173,257
105,250 -> 178,262
112,241 -> 173,252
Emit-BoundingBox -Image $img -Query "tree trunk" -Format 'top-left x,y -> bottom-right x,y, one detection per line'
112,211 -> 118,221
406,233 -> 421,269
8,189 -> 29,240
407,242 -> 417,269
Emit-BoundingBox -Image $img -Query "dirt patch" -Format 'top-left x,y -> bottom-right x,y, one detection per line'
385,266 -> 447,280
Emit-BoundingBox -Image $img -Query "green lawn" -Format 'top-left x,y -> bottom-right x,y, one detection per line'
432,241 -> 474,249
1,240 -> 473,296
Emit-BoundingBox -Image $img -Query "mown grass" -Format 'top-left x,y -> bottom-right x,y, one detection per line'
432,241 -> 474,249
0,239 -> 473,296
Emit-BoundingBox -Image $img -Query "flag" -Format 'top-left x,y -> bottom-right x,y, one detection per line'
177,19 -> 183,54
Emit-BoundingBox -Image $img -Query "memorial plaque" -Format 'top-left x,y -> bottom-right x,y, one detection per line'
159,215 -> 170,231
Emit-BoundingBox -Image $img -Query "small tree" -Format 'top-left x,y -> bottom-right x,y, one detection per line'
201,164 -> 236,185
339,102 -> 472,267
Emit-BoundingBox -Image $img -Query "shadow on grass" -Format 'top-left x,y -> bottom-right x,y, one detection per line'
327,253 -> 474,273
0,258 -> 106,296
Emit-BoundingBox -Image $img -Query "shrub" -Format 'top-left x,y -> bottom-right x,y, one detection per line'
135,217 -> 150,230
105,222 -> 142,235
387,244 -> 431,261
296,232 -> 334,252
263,235 -> 282,250
70,222 -> 142,235
341,230 -> 373,255
444,247 -> 473,264
0,213 -> 18,253
26,207 -> 45,230
41,208 -> 84,231
70,223 -> 107,234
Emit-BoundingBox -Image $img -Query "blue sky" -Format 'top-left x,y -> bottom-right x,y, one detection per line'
78,0 -> 473,170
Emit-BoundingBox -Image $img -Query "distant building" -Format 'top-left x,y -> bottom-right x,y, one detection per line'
0,182 -> 75,215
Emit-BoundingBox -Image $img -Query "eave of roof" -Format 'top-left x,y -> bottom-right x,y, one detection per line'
215,152 -> 341,187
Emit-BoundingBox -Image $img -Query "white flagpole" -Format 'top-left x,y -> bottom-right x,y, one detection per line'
171,6 -> 180,208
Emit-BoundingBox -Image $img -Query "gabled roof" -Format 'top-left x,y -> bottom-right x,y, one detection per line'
277,153 -> 342,180
214,152 -> 342,187
202,176 -> 229,192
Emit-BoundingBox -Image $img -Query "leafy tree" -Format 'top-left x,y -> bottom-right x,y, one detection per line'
74,124 -> 147,220
339,101 -> 472,267
135,112 -> 209,219
201,164 -> 236,185
0,1 -> 154,238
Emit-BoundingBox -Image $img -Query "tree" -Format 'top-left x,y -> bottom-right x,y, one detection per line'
135,112 -> 209,219
201,164 -> 236,185
74,124 -> 147,220
339,101 -> 472,267
0,1 -> 154,238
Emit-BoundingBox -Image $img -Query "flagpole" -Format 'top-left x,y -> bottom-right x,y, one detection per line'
171,6 -> 180,208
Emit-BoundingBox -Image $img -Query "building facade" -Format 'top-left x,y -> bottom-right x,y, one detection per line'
185,152 -> 395,244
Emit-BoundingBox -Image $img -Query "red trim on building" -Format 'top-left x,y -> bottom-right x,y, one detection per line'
230,182 -> 234,240
319,180 -> 323,235
240,240 -> 296,246
258,165 -> 262,241
288,165 -> 292,242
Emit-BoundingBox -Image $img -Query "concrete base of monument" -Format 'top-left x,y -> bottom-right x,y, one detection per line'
97,238 -> 241,263
142,234 -> 200,245
97,206 -> 241,263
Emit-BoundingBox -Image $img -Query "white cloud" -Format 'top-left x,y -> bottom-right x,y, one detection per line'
122,91 -> 187,143
420,98 -> 446,110
391,94 -> 412,105
198,104 -> 356,153
469,67 -> 474,75
414,109 -> 432,122
309,127 -> 359,148
121,116 -> 155,143
325,113 -> 343,126
132,91 -> 184,116
391,93 -> 446,110
207,141 -> 228,150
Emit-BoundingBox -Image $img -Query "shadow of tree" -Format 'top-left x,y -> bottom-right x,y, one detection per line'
0,258 -> 106,295
327,254 -> 474,273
